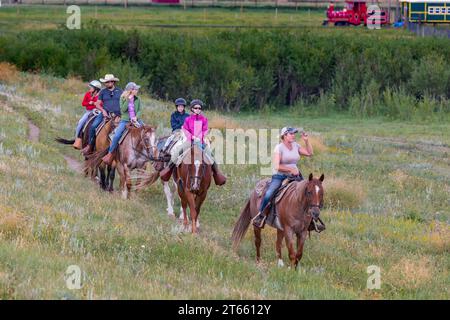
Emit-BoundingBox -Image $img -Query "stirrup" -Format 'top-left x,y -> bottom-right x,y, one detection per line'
251,212 -> 266,228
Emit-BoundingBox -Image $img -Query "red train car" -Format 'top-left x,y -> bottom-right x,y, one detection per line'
323,1 -> 390,26
152,0 -> 180,3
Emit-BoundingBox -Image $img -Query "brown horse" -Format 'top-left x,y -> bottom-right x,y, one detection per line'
175,143 -> 213,234
231,173 -> 325,269
85,125 -> 159,199
55,115 -> 118,189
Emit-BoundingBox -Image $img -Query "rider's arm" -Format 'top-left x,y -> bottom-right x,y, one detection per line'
82,92 -> 91,108
94,91 -> 105,111
201,117 -> 209,140
120,97 -> 129,115
182,120 -> 193,141
135,98 -> 142,119
170,113 -> 178,130
299,136 -> 313,156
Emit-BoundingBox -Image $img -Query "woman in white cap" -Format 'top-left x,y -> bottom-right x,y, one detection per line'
102,82 -> 144,165
72,80 -> 102,149
251,127 -> 313,228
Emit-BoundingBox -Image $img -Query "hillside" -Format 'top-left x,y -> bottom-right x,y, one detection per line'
0,64 -> 448,299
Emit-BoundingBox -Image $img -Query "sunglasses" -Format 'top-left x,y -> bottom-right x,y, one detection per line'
192,107 -> 202,110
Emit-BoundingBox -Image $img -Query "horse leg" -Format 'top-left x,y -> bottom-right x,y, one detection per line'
284,227 -> 297,269
125,166 -> 132,199
194,193 -> 205,230
99,167 -> 107,190
180,199 -> 189,231
116,163 -> 126,199
163,181 -> 175,217
108,166 -> 116,193
253,226 -> 262,263
186,193 -> 198,234
295,231 -> 308,270
119,164 -> 131,199
276,229 -> 285,268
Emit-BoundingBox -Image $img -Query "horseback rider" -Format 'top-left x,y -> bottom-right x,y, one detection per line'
102,82 -> 144,165
251,127 -> 313,228
73,80 -> 102,149
171,98 -> 190,132
81,74 -> 123,156
159,99 -> 227,186
161,98 -> 190,155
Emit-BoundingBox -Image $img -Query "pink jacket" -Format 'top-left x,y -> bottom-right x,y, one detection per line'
182,113 -> 208,143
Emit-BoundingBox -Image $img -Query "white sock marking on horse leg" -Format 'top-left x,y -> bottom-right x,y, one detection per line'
121,188 -> 128,200
277,259 -> 285,268
163,182 -> 174,216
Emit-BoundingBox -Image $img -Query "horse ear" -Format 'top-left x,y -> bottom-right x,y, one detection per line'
308,173 -> 313,181
319,174 -> 325,182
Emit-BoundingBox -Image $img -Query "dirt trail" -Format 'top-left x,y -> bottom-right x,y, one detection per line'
26,116 -> 83,173
27,121 -> 39,143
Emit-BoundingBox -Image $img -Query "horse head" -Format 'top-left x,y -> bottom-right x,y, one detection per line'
139,126 -> 157,161
183,143 -> 211,193
304,173 -> 325,232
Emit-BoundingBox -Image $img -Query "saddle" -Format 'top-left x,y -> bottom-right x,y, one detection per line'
81,109 -> 101,136
108,122 -> 140,145
255,175 -> 304,231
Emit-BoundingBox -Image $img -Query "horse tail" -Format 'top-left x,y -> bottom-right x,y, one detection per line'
55,137 -> 75,145
231,199 -> 252,251
84,148 -> 109,174
131,169 -> 160,191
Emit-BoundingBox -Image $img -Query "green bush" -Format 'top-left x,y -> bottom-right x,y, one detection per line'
1,26 -> 449,118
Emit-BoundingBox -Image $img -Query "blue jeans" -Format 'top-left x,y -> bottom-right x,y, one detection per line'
259,174 -> 288,213
88,113 -> 104,145
75,111 -> 92,138
108,119 -> 143,153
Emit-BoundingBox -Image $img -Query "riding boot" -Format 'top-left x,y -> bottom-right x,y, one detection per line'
251,211 -> 266,229
72,137 -> 82,150
160,162 -> 175,182
211,162 -> 227,186
102,152 -> 114,166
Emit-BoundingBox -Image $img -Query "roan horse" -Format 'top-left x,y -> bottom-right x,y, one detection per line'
56,115 -> 118,191
232,173 -> 325,269
132,137 -> 200,227
84,125 -> 159,199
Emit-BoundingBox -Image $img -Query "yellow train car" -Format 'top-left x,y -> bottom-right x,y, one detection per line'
402,0 -> 450,23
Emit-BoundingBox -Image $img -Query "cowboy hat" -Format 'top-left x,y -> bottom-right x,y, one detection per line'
100,74 -> 119,83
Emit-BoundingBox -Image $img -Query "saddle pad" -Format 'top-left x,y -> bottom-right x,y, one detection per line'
82,111 -> 99,134
255,178 -> 293,203
174,145 -> 214,167
95,119 -> 107,136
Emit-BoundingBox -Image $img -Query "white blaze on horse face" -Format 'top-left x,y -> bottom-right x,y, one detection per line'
315,185 -> 320,194
194,159 -> 201,187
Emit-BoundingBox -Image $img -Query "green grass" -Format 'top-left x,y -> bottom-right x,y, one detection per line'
0,68 -> 448,299
0,4 -> 412,37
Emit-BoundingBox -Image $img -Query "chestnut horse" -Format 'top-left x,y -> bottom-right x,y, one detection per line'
84,125 -> 159,199
176,143 -> 212,234
232,173 -> 325,269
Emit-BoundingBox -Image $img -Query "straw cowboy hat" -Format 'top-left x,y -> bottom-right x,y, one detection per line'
100,74 -> 119,83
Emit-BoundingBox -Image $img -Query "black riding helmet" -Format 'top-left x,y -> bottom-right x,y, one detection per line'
174,98 -> 187,107
190,99 -> 204,110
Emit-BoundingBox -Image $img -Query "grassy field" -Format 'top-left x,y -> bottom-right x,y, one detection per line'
0,4 -> 412,36
0,63 -> 448,299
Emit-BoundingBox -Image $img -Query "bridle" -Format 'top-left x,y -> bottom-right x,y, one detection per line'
304,183 -> 326,233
